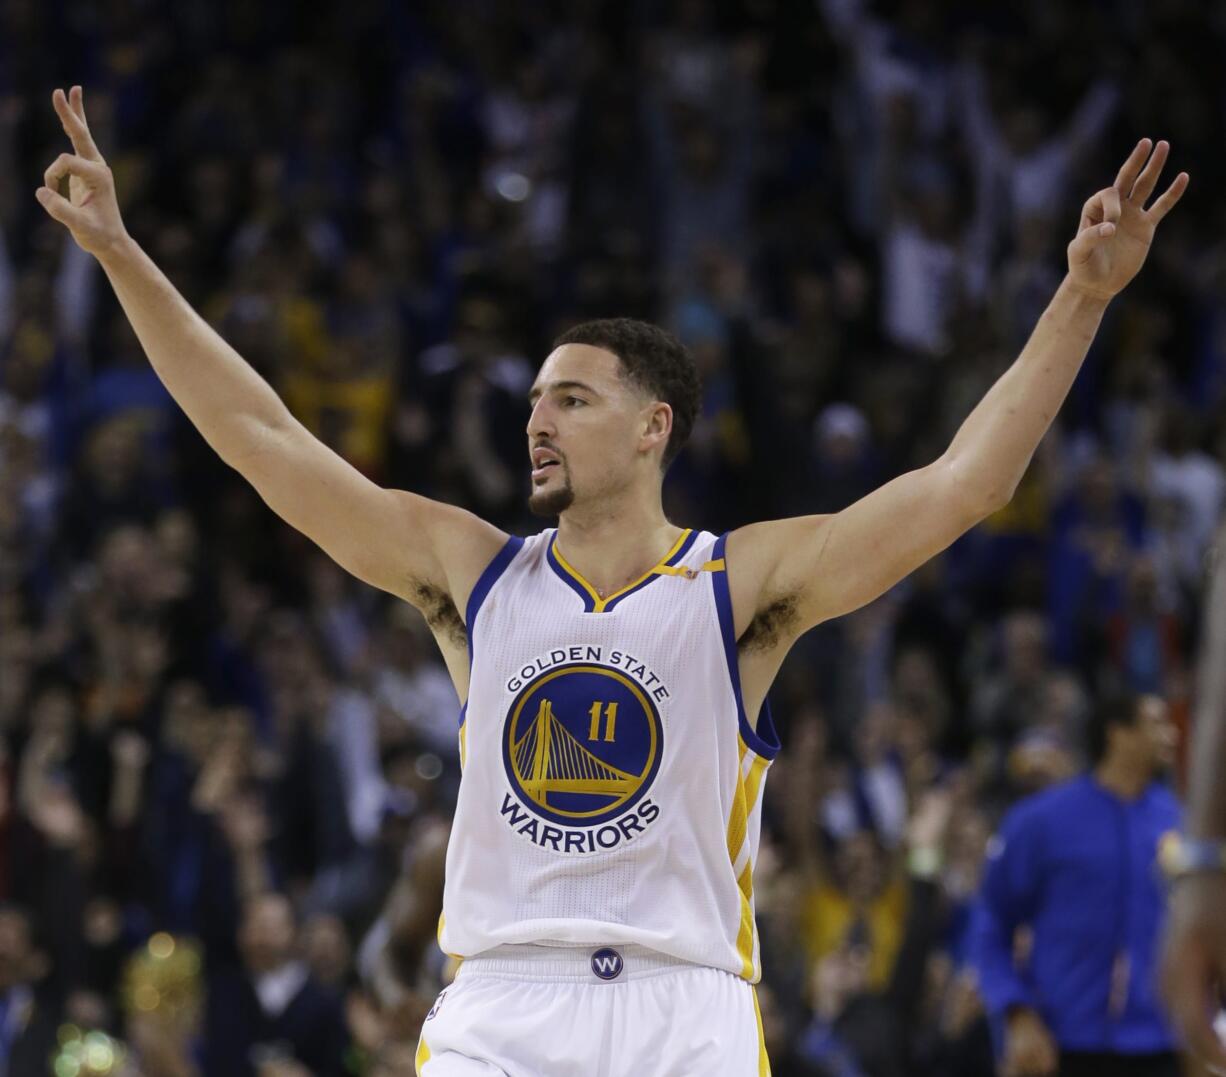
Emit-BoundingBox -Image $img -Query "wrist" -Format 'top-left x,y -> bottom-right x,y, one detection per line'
1061,274 -> 1115,308
95,231 -> 138,271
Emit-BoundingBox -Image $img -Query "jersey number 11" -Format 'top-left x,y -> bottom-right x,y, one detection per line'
588,701 -> 619,742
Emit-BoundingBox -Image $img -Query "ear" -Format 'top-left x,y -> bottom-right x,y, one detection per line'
639,401 -> 673,456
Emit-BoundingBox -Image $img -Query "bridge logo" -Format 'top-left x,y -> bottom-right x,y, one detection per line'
501,662 -> 663,827
590,948 -> 624,980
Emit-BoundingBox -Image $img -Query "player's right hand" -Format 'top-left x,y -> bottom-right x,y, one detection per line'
35,85 -> 129,259
1002,1007 -> 1058,1077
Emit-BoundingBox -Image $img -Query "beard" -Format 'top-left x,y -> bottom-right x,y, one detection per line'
527,466 -> 575,517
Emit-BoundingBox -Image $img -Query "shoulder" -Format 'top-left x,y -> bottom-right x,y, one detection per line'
721,517 -> 825,642
462,529 -> 543,619
388,495 -> 512,615
1000,777 -> 1088,836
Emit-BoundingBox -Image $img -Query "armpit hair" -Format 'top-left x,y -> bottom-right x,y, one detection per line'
738,591 -> 801,654
407,578 -> 467,648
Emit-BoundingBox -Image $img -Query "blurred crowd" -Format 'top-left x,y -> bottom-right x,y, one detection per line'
1,0 -> 1224,1074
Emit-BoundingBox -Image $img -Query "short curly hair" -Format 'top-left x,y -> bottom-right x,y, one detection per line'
552,317 -> 702,472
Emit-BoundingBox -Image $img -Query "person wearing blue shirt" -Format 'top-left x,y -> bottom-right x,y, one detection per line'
971,693 -> 1181,1077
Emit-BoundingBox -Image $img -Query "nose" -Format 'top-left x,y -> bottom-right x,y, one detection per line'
527,397 -> 555,440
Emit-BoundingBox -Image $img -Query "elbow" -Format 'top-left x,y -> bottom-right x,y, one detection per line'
217,415 -> 290,473
942,457 -> 1014,523
978,484 -> 1015,519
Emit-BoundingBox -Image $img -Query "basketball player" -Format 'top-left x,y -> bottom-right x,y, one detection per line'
1161,523 -> 1226,1071
38,85 -> 1187,1075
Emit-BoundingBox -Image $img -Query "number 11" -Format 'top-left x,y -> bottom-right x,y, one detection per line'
587,701 -> 618,742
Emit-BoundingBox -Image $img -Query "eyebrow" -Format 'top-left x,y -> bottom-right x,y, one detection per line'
527,379 -> 599,405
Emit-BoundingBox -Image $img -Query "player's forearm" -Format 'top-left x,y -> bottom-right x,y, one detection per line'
96,235 -> 294,468
1185,530 -> 1226,839
942,275 -> 1109,508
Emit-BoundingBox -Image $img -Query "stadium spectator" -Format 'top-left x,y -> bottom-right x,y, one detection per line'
205,892 -> 349,1077
971,693 -> 1180,1076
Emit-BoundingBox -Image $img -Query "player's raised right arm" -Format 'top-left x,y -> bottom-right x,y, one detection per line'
36,86 -> 506,608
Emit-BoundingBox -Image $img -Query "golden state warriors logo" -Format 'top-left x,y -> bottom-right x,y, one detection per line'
502,662 -> 663,828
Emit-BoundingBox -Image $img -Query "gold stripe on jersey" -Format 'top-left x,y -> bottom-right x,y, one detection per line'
459,723 -> 468,769
727,741 -> 769,866
734,864 -> 755,979
727,736 -> 770,980
551,528 -> 692,612
415,1033 -> 431,1074
655,557 -> 726,577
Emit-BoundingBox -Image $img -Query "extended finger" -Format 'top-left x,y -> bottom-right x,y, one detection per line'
1100,186 -> 1121,225
51,87 -> 102,162
1147,171 -> 1190,224
69,84 -> 87,125
1114,138 -> 1152,193
1130,139 -> 1169,204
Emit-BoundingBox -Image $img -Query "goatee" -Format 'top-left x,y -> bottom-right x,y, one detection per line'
528,475 -> 575,517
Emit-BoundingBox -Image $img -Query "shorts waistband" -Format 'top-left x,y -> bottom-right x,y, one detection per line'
455,943 -> 702,984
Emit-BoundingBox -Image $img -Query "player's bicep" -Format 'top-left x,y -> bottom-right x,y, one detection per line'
232,416 -> 505,604
756,458 -> 990,631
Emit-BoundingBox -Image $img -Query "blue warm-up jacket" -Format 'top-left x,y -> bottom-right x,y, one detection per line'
970,774 -> 1181,1054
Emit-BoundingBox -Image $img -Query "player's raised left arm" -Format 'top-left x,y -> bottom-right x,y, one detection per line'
734,139 -> 1188,635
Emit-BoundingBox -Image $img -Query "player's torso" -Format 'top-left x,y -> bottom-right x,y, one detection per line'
439,527 -> 776,980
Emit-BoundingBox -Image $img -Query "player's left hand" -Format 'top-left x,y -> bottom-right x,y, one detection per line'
1066,139 -> 1189,301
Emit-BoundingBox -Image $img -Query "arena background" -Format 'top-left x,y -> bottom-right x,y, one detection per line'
1,1 -> 1224,1074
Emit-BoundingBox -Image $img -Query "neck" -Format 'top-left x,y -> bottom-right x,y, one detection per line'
1093,755 -> 1150,800
555,487 -> 681,596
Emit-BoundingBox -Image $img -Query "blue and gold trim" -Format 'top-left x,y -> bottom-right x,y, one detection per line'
546,527 -> 699,613
460,534 -> 525,730
711,532 -> 780,760
465,534 -> 526,664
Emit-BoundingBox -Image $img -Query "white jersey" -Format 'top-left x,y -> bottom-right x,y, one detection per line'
437,526 -> 780,982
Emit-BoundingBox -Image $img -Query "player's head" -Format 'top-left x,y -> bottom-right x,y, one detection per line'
1088,691 -> 1175,775
526,318 -> 701,518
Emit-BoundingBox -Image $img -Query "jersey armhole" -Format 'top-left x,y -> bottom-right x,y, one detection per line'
712,531 -> 781,760
464,533 -> 525,667
460,534 -> 524,729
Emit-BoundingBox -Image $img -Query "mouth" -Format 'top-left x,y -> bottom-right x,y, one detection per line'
530,446 -> 563,480
532,461 -> 561,481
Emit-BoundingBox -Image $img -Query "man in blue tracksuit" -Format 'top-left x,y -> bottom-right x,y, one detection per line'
971,693 -> 1181,1077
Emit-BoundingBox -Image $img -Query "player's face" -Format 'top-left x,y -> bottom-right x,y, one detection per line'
525,344 -> 661,517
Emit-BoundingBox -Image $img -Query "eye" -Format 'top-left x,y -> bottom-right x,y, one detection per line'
564,396 -> 585,407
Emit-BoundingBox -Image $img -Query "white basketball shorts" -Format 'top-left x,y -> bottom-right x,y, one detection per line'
414,942 -> 771,1076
